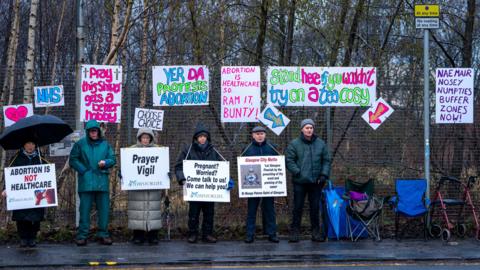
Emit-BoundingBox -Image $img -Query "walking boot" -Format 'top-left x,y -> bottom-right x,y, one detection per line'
202,235 -> 217,243
147,230 -> 159,245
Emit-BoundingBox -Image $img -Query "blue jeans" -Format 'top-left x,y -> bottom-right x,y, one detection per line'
246,197 -> 277,237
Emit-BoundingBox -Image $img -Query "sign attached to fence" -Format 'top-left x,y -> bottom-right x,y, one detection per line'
34,85 -> 64,108
5,164 -> 58,210
49,129 -> 84,157
361,97 -> 394,130
80,65 -> 122,123
237,156 -> 286,198
435,68 -> 474,124
120,147 -> 170,190
182,160 -> 230,202
152,66 -> 209,106
267,67 -> 376,107
257,105 -> 290,135
3,103 -> 34,127
221,66 -> 261,122
133,108 -> 164,131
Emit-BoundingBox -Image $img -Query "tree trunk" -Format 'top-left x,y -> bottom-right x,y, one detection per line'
103,0 -> 133,65
284,0 -> 296,65
188,0 -> 202,64
342,0 -> 364,66
1,0 -> 20,105
328,0 -> 350,66
450,0 -> 475,178
138,0 -> 150,108
45,0 -> 67,114
253,0 -> 270,66
23,0 -> 40,104
277,0 -> 286,65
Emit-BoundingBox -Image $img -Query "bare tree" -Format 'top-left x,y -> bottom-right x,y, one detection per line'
23,0 -> 40,104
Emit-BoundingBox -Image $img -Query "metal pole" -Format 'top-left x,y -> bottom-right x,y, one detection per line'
424,29 -> 430,198
326,107 -> 332,150
75,0 -> 85,227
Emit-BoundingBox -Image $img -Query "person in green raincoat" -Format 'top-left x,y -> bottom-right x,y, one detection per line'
69,120 -> 116,246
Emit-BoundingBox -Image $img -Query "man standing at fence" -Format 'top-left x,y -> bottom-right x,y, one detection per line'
286,118 -> 331,242
241,126 -> 281,244
69,120 -> 116,246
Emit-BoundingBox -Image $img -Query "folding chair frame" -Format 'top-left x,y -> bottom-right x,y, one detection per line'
346,197 -> 383,242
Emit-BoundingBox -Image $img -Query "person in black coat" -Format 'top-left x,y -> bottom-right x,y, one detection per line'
241,126 -> 280,243
1,141 -> 48,248
175,123 -> 224,243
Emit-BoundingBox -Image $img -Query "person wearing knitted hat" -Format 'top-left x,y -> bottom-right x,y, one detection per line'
240,125 -> 281,244
285,118 -> 331,242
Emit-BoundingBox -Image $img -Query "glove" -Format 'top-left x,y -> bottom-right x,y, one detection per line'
178,179 -> 186,186
316,175 -> 327,185
227,178 -> 235,191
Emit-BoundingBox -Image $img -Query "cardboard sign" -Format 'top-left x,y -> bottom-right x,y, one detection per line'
152,66 -> 209,106
267,66 -> 376,107
361,97 -> 394,130
80,64 -> 122,123
5,164 -> 58,210
120,147 -> 170,190
435,68 -> 474,124
221,66 -> 261,122
258,105 -> 290,135
34,85 -> 65,107
183,160 -> 230,202
237,156 -> 286,198
133,108 -> 164,131
3,103 -> 34,127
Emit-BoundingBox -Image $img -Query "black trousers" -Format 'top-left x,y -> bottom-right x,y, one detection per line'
16,220 -> 40,240
291,182 -> 328,235
188,201 -> 214,237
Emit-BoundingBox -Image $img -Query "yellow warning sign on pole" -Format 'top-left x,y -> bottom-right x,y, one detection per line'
415,4 -> 440,17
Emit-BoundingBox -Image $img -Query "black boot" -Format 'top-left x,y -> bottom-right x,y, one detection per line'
147,230 -> 159,245
132,230 -> 145,245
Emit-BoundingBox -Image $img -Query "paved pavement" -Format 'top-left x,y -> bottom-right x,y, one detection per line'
1,238 -> 480,268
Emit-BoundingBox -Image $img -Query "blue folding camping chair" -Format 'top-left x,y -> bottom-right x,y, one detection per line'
390,179 -> 430,240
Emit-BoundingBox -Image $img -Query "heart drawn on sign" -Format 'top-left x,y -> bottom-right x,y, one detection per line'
5,106 -> 29,122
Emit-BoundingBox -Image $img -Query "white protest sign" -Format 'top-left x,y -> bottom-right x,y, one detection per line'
34,85 -> 65,107
361,97 -> 394,130
152,65 -> 209,106
133,108 -> 164,131
221,66 -> 261,122
120,147 -> 170,190
3,103 -> 34,127
435,68 -> 474,124
183,160 -> 230,202
267,66 -> 376,106
257,105 -> 290,135
81,64 -> 122,123
237,156 -> 286,198
5,164 -> 58,210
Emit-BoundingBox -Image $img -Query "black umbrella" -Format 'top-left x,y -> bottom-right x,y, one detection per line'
0,115 -> 74,150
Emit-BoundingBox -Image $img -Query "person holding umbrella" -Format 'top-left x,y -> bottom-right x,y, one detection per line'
69,120 -> 116,246
0,114 -> 73,248
2,140 -> 49,247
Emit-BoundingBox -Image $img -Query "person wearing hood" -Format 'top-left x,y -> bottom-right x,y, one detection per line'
285,119 -> 331,243
126,128 -> 163,245
1,141 -> 49,248
175,123 -> 223,244
241,126 -> 280,244
69,120 -> 116,246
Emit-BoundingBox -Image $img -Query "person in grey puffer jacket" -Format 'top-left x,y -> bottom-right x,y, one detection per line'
127,128 -> 163,245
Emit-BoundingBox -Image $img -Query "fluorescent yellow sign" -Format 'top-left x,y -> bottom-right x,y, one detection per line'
415,5 -> 440,17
